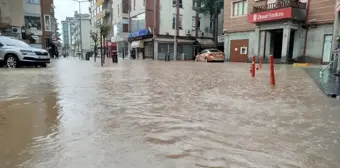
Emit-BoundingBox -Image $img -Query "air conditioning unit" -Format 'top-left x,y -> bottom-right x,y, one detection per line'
12,27 -> 20,34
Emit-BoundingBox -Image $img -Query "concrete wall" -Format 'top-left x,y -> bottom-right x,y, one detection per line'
0,0 -> 25,27
305,24 -> 333,63
24,2 -> 40,17
80,19 -> 91,51
224,31 -> 256,61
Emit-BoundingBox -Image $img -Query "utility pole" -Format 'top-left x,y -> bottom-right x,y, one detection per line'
174,0 -> 179,60
153,0 -> 157,60
128,0 -> 131,59
40,0 -> 46,49
73,0 -> 87,59
78,2 -> 83,59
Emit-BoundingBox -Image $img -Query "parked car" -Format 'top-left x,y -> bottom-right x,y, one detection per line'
195,49 -> 225,62
0,36 -> 50,68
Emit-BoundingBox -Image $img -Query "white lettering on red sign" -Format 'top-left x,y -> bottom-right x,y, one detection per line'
253,12 -> 285,22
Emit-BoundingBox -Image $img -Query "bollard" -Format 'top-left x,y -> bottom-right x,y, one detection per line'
259,57 -> 262,68
269,55 -> 275,85
251,62 -> 255,77
252,55 -> 256,63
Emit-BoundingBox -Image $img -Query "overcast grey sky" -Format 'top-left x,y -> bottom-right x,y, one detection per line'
54,0 -> 90,30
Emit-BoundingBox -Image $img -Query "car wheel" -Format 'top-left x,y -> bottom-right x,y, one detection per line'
41,64 -> 47,67
204,57 -> 208,63
5,55 -> 20,68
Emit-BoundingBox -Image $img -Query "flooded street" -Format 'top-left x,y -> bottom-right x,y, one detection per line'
1,59 -> 340,168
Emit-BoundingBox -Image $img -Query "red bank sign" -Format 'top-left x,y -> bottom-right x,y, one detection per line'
248,8 -> 292,23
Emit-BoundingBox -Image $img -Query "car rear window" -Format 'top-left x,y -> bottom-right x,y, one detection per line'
208,49 -> 221,52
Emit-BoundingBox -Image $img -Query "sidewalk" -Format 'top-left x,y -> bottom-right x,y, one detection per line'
305,68 -> 340,98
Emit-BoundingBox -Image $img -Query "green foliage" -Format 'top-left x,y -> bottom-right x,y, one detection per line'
96,23 -> 110,38
193,0 -> 223,18
90,30 -> 99,43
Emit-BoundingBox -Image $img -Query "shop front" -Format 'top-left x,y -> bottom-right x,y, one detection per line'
225,0 -> 307,63
128,28 -> 152,59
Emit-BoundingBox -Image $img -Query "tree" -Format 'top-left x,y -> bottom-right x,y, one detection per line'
96,23 -> 110,66
90,30 -> 99,62
193,0 -> 223,45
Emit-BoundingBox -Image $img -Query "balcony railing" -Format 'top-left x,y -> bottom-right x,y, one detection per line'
252,0 -> 306,13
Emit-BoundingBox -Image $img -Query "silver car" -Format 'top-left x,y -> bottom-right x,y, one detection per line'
0,36 -> 50,68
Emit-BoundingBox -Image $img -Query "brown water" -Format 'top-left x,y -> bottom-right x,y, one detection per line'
0,59 -> 340,168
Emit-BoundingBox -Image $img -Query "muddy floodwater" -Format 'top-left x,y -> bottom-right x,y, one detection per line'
1,59 -> 340,168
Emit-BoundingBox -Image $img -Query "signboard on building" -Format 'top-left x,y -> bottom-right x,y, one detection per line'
248,8 -> 292,23
96,0 -> 104,7
217,35 -> 224,43
128,29 -> 149,39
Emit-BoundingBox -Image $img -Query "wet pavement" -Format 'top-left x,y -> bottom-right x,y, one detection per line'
1,58 -> 340,168
305,68 -> 340,98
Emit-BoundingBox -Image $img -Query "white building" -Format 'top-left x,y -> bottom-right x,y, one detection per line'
87,0 -> 223,60
70,12 -> 91,57
127,0 -> 224,60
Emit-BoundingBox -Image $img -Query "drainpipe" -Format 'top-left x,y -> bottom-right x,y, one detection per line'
174,0 -> 179,60
302,0 -> 310,60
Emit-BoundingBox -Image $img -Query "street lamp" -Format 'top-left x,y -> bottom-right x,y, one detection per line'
73,0 -> 88,59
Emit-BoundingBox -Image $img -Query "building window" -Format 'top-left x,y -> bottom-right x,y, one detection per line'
173,0 -> 183,8
232,0 -> 247,16
192,16 -> 196,30
44,15 -> 51,31
209,20 -> 213,30
25,0 -> 40,4
240,47 -> 247,54
172,14 -> 182,29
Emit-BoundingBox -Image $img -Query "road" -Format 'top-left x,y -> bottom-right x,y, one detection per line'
1,59 -> 340,168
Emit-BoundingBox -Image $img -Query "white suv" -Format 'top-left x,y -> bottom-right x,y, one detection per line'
0,36 -> 50,68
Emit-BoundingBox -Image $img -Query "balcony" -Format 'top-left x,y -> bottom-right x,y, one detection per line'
253,0 -> 306,13
248,0 -> 306,23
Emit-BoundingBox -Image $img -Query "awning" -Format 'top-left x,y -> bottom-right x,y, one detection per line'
131,40 -> 144,48
196,38 -> 215,47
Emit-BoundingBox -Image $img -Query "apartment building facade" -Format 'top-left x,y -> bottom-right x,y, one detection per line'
128,0 -> 224,60
110,0 -> 129,56
0,0 -> 24,38
61,17 -> 76,54
70,13 -> 91,56
223,0 -> 337,64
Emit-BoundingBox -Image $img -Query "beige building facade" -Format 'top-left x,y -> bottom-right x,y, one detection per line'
0,0 -> 24,37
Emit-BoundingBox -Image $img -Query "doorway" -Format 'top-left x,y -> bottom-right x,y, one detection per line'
322,35 -> 332,63
287,30 -> 295,63
229,39 -> 248,62
270,29 -> 283,59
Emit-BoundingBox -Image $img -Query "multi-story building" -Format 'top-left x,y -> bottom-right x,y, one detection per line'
0,0 -> 24,38
21,0 -> 57,49
88,0 -> 105,50
223,0 -> 338,64
110,0 -> 129,56
61,17 -> 76,54
70,12 -> 91,57
127,0 -> 224,60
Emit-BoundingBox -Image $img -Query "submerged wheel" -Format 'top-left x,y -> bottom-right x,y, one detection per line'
5,55 -> 19,68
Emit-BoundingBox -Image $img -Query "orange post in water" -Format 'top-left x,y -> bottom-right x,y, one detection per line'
251,62 -> 255,77
269,55 -> 275,85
